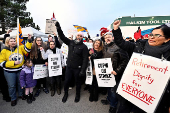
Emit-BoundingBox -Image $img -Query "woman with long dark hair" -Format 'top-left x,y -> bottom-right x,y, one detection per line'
30,37 -> 49,97
89,39 -> 103,102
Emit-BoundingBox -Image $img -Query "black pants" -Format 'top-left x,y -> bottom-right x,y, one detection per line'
0,67 -> 10,98
36,78 -> 47,89
89,75 -> 98,93
64,67 -> 81,94
50,75 -> 62,89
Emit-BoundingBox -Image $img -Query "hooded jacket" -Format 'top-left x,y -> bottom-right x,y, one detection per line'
0,39 -> 32,72
20,65 -> 37,88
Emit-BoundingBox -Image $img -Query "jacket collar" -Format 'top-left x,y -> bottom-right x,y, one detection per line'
4,45 -> 17,52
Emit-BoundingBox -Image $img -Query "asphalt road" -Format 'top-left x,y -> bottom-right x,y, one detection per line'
0,85 -> 110,113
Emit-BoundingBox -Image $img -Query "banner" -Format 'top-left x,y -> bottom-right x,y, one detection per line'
85,61 -> 93,85
48,54 -> 62,77
45,19 -> 57,34
94,58 -> 116,87
33,65 -> 48,79
116,53 -> 170,113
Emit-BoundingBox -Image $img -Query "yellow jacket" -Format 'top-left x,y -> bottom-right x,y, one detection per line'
0,41 -> 32,72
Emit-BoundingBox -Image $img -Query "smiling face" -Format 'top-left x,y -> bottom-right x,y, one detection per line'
104,34 -> 113,44
8,38 -> 16,48
93,40 -> 101,50
148,29 -> 170,46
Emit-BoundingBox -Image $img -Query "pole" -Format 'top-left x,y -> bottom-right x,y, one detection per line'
17,18 -> 19,61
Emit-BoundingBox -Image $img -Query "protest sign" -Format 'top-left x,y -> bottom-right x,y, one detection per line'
48,54 -> 62,77
33,64 -> 48,79
117,53 -> 170,113
94,58 -> 116,87
61,44 -> 68,66
45,19 -> 57,34
84,42 -> 93,49
85,61 -> 93,85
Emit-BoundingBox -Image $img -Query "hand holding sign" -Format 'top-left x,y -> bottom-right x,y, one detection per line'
28,34 -> 32,39
113,20 -> 121,30
111,71 -> 117,75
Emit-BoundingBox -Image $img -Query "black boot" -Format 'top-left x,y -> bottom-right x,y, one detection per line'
11,99 -> 17,106
62,92 -> 68,103
26,94 -> 32,104
51,85 -> 55,96
74,93 -> 80,103
34,89 -> 41,97
56,77 -> 61,95
43,88 -> 49,94
109,106 -> 116,113
30,93 -> 36,101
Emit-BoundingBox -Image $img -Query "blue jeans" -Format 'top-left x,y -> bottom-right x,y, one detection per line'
4,70 -> 23,101
107,87 -> 118,108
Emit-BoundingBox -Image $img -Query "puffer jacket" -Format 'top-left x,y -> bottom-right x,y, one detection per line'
20,66 -> 37,88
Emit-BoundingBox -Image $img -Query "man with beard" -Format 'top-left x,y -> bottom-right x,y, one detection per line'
101,32 -> 129,113
55,22 -> 89,103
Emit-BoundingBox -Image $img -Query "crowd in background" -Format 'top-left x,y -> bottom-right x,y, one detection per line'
0,20 -> 170,113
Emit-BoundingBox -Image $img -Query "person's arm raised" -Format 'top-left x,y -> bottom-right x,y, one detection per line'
55,22 -> 70,45
112,20 -> 135,56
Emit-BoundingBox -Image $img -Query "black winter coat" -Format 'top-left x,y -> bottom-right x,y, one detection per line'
56,23 -> 89,73
103,41 -> 129,84
113,28 -> 170,113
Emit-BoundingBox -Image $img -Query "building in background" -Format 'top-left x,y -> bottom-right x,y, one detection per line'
107,15 -> 170,38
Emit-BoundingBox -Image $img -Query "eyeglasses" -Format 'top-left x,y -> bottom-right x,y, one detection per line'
148,33 -> 165,38
36,40 -> 42,42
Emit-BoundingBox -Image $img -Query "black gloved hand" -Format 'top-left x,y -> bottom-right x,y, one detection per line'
55,21 -> 61,28
79,71 -> 85,77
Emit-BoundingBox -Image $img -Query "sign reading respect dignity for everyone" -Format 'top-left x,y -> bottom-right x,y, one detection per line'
94,58 -> 116,87
117,53 -> 170,113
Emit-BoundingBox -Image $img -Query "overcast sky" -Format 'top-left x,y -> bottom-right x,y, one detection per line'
26,0 -> 170,38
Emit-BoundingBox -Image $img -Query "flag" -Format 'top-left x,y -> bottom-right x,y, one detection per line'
73,25 -> 88,32
51,12 -> 56,20
16,23 -> 24,45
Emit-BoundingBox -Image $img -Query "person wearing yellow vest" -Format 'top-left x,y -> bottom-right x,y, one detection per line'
0,34 -> 32,106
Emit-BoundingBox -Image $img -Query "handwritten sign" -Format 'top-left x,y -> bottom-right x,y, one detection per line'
85,61 -> 93,85
45,19 -> 57,34
48,54 -> 62,77
117,53 -> 170,113
33,64 -> 48,79
94,58 -> 116,87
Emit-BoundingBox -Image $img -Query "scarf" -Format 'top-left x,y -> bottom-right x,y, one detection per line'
144,41 -> 170,59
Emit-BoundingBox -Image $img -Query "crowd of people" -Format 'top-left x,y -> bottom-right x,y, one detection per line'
0,20 -> 170,113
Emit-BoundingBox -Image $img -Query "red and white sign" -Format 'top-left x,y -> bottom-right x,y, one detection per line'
117,53 -> 170,113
